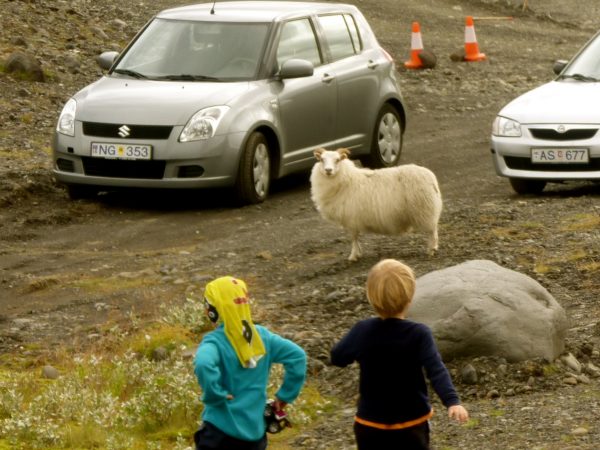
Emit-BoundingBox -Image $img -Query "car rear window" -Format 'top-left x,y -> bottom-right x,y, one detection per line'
318,14 -> 362,61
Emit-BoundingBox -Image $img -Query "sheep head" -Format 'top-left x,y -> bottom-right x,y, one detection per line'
314,148 -> 350,177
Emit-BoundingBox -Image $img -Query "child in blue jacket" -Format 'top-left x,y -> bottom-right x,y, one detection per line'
194,276 -> 307,450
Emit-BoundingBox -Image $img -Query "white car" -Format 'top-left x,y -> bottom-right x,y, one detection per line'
491,29 -> 600,194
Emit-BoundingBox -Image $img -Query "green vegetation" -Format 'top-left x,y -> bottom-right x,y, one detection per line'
0,297 -> 334,449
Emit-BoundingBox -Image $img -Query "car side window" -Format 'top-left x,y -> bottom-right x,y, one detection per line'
318,14 -> 360,61
276,19 -> 322,68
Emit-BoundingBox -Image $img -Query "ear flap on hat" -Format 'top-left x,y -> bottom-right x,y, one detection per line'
204,298 -> 219,323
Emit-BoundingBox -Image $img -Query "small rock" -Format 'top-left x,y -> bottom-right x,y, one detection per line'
571,427 -> 589,436
41,365 -> 60,379
152,346 -> 168,361
257,250 -> 272,260
486,389 -> 500,399
563,376 -> 578,385
561,353 -> 582,374
460,364 -> 478,384
5,52 -> 45,82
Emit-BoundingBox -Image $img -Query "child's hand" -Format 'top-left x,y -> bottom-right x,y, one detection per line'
448,404 -> 469,423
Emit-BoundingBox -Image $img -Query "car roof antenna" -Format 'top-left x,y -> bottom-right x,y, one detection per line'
210,0 -> 216,14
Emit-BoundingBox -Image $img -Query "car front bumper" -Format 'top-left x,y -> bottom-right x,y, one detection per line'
52,122 -> 246,189
491,130 -> 600,181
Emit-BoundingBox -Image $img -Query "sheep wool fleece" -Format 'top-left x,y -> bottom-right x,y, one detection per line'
194,324 -> 307,442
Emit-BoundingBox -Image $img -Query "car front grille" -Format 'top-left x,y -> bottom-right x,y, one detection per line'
82,156 -> 166,179
529,128 -> 598,141
82,122 -> 173,140
504,156 -> 600,171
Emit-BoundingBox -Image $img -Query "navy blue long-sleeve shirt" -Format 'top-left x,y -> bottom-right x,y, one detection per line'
330,317 -> 460,425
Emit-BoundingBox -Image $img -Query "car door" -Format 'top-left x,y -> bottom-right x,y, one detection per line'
274,18 -> 338,172
317,13 -> 381,152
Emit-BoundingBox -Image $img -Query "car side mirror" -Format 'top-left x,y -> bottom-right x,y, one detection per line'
278,59 -> 314,79
553,59 -> 568,75
96,51 -> 120,70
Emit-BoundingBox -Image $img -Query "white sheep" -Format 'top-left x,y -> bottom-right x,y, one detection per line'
310,148 -> 442,261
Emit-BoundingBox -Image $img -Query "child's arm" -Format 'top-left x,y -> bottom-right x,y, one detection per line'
194,342 -> 231,406
419,325 -> 468,421
330,324 -> 361,367
268,332 -> 307,404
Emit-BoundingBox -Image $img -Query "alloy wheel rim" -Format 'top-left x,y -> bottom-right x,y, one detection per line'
253,143 -> 270,197
378,112 -> 401,164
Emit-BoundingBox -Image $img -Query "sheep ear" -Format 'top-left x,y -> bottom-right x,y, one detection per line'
337,148 -> 350,159
314,148 -> 325,161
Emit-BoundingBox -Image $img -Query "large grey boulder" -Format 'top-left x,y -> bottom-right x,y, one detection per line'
407,260 -> 568,362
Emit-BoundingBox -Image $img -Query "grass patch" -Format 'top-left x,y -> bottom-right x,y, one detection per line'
70,275 -> 159,293
578,260 -> 600,273
560,213 -> 600,232
489,409 -> 505,417
0,296 -> 334,449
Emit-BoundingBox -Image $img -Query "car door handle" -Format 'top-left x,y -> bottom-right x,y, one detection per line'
367,60 -> 378,69
322,73 -> 335,83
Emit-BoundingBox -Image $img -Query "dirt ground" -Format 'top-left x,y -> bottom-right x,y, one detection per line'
1,0 -> 600,448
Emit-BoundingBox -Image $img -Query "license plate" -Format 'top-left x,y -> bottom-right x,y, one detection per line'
91,142 -> 152,160
531,148 -> 589,164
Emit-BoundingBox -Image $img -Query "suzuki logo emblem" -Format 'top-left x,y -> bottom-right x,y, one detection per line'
556,125 -> 566,134
118,125 -> 131,138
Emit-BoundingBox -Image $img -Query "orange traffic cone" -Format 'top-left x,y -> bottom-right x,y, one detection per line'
404,22 -> 425,69
463,16 -> 486,61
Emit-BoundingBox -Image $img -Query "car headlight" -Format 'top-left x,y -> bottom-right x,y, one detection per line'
492,116 -> 521,137
56,98 -> 77,136
179,106 -> 230,142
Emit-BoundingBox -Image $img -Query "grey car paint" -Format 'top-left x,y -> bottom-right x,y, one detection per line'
52,1 -> 405,203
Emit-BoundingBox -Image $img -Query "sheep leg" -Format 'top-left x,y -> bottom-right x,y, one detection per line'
348,232 -> 362,261
427,227 -> 439,255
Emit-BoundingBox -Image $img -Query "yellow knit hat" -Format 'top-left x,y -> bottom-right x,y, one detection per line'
204,276 -> 266,368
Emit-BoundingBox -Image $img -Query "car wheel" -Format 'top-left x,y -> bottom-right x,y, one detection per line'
235,131 -> 271,204
66,184 -> 98,200
509,178 -> 546,195
361,104 -> 403,168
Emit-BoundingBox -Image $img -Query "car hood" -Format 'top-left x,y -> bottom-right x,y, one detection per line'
499,80 -> 600,124
74,76 -> 250,125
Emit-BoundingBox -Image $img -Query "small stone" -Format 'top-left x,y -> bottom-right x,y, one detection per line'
571,427 -> 588,436
561,353 -> 582,374
486,389 -> 500,399
42,365 -> 60,379
152,346 -> 168,361
257,251 -> 272,260
460,364 -> 478,385
563,377 -> 578,385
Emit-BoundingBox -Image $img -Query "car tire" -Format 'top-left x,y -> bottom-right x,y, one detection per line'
66,184 -> 98,200
235,131 -> 271,204
361,103 -> 403,168
509,178 -> 546,195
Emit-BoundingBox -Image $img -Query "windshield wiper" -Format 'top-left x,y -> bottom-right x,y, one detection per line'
557,73 -> 599,82
113,68 -> 148,79
155,74 -> 221,81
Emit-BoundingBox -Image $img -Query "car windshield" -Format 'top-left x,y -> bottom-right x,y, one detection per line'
113,18 -> 270,81
559,33 -> 600,81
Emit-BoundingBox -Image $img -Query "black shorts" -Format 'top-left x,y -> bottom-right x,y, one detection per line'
194,422 -> 267,450
353,420 -> 430,450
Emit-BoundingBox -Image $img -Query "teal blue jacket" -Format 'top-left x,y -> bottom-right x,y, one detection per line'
194,324 -> 307,441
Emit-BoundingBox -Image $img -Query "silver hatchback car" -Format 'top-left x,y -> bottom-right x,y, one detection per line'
53,1 -> 405,203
